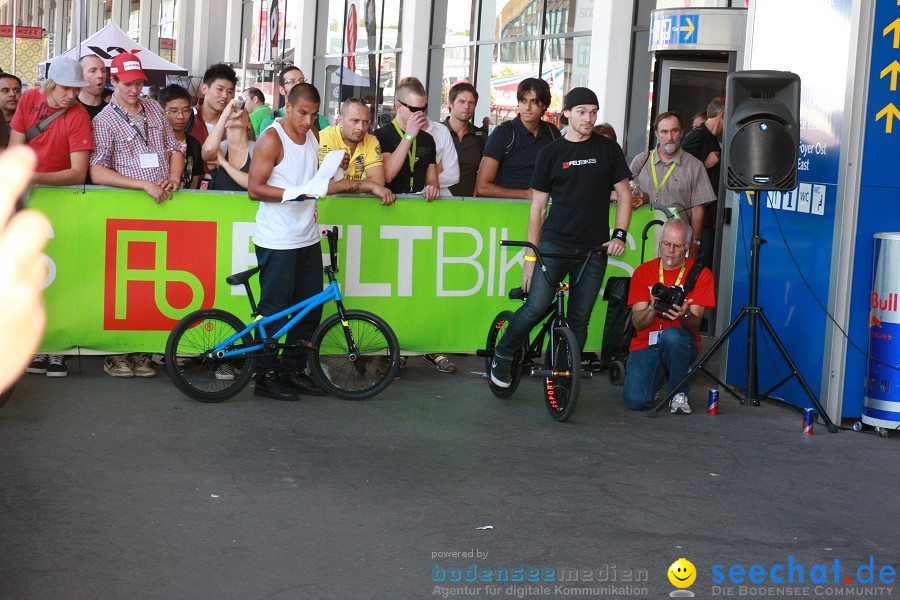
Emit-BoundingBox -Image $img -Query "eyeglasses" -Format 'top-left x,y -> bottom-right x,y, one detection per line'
282,77 -> 306,87
398,99 -> 427,113
660,241 -> 687,250
164,108 -> 192,117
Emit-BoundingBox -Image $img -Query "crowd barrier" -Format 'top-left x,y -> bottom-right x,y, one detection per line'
30,186 -> 665,354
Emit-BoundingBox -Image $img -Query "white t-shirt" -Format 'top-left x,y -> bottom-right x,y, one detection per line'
427,118 -> 460,196
252,122 -> 320,250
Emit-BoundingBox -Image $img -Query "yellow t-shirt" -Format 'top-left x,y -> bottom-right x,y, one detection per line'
318,126 -> 383,181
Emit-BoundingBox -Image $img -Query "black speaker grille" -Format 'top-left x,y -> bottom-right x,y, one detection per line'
726,119 -> 797,191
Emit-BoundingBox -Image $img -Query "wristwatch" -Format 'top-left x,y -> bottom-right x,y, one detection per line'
691,239 -> 701,247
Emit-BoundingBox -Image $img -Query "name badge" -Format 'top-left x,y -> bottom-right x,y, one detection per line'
648,330 -> 660,346
139,153 -> 160,169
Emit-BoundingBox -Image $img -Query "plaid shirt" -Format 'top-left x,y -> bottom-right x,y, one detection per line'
90,95 -> 185,182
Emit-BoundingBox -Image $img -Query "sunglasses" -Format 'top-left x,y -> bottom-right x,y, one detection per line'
398,99 -> 427,113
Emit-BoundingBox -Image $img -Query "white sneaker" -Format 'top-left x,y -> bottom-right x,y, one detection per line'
214,364 -> 235,380
671,392 -> 692,415
130,353 -> 157,378
104,355 -> 134,377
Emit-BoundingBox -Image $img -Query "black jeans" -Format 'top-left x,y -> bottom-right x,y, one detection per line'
254,244 -> 324,378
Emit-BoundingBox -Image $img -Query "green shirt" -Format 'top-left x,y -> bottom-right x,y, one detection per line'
248,105 -> 273,137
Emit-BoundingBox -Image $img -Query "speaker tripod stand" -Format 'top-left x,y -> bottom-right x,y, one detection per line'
648,192 -> 838,432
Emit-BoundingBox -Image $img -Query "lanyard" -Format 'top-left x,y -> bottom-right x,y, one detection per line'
112,103 -> 150,148
392,118 -> 416,192
650,149 -> 680,199
659,259 -> 686,287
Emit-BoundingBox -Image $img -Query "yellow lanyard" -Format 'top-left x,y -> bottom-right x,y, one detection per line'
659,259 -> 686,287
650,149 -> 680,198
392,118 -> 416,192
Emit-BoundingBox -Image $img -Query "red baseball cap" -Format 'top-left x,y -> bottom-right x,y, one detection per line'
109,53 -> 147,84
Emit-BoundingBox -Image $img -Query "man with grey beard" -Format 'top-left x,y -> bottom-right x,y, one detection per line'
629,112 -> 715,260
622,218 -> 716,414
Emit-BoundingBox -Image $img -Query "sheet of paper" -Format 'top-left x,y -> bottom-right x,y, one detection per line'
282,150 -> 346,202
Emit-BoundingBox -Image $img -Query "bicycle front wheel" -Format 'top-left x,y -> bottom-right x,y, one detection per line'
165,308 -> 256,402
543,326 -> 581,422
309,310 -> 400,400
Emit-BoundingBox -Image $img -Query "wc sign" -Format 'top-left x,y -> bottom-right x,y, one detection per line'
104,219 -> 218,330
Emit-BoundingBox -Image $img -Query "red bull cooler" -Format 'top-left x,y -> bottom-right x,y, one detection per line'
863,233 -> 900,431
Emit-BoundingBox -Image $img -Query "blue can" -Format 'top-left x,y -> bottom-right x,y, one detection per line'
803,408 -> 816,435
708,389 -> 719,415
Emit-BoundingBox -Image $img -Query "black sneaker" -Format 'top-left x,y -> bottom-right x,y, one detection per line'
254,375 -> 300,401
490,352 -> 513,388
26,354 -> 48,374
279,371 -> 327,396
46,355 -> 67,377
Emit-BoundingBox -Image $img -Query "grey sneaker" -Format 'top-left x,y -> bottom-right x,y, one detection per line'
104,355 -> 134,377
131,353 -> 157,378
490,352 -> 513,388
671,392 -> 692,415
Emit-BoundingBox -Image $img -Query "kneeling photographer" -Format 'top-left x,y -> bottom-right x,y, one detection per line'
623,219 -> 716,414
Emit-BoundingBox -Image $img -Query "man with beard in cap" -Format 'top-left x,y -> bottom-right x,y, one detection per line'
489,87 -> 633,389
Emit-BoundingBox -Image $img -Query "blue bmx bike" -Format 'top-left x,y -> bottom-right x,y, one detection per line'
165,227 -> 400,402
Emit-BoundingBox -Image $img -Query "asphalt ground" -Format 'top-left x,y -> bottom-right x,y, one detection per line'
1,352 -> 898,600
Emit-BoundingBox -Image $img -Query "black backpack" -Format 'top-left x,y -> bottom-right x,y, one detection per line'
498,119 -> 559,163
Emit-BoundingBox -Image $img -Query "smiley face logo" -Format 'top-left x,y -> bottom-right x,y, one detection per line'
668,558 -> 696,588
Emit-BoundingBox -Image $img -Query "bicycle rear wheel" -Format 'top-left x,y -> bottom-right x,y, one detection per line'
484,310 -> 526,399
309,309 -> 400,400
543,326 -> 580,422
165,309 -> 256,402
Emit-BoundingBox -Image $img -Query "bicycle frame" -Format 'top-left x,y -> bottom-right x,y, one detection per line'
211,227 -> 352,360
213,280 -> 344,359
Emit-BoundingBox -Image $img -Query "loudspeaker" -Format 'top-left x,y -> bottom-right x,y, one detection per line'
724,71 -> 801,192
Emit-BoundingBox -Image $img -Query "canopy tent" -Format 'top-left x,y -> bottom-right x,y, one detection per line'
37,23 -> 188,86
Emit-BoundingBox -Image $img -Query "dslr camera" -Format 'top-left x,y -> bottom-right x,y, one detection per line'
651,282 -> 686,316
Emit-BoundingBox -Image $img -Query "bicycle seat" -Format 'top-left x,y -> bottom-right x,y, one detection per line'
226,267 -> 260,286
509,287 -> 527,300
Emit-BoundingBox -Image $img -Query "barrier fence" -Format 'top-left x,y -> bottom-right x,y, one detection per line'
31,187 -> 665,354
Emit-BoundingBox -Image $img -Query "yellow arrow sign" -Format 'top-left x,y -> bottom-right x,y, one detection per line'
746,191 -> 756,206
681,17 -> 695,41
882,61 -> 900,91
876,103 -> 900,133
885,17 -> 900,48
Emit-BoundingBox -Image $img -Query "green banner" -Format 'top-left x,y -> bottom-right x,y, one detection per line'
31,187 -> 667,354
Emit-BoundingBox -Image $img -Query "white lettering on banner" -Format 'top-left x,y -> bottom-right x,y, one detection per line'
230,222 -> 256,296
381,225 -> 433,296
346,224 -> 391,296
43,223 -> 57,289
437,227 -> 484,297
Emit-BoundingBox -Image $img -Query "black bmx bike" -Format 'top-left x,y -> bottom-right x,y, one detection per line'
477,241 -> 605,422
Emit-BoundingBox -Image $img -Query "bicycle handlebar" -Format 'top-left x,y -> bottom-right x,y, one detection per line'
322,227 -> 339,272
500,240 -> 607,291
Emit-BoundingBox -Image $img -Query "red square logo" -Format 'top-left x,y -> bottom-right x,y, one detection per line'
104,219 -> 217,330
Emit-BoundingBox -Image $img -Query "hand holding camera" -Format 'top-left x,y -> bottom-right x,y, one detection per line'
651,283 -> 693,320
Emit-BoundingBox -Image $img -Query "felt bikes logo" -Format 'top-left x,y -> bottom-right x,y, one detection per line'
562,158 -> 597,169
104,219 -> 217,330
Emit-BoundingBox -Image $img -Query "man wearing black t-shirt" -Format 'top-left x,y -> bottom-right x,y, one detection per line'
373,78 -> 439,199
490,87 -> 633,388
681,96 -> 724,265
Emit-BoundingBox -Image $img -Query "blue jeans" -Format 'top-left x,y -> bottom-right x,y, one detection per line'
622,327 -> 698,410
496,241 -> 608,357
254,244 -> 324,378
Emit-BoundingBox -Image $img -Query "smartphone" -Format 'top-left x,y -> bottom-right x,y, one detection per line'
234,96 -> 246,112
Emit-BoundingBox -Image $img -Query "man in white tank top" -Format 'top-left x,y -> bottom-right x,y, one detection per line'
248,82 -> 328,401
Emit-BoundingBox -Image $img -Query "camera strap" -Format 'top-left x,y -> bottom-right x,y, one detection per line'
682,260 -> 707,294
659,260 -> 686,287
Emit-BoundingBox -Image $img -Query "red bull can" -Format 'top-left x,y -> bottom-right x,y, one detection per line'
803,408 -> 816,435
708,389 -> 719,415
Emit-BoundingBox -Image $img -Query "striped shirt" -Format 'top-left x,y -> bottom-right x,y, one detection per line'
629,146 -> 716,217
90,95 -> 185,182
